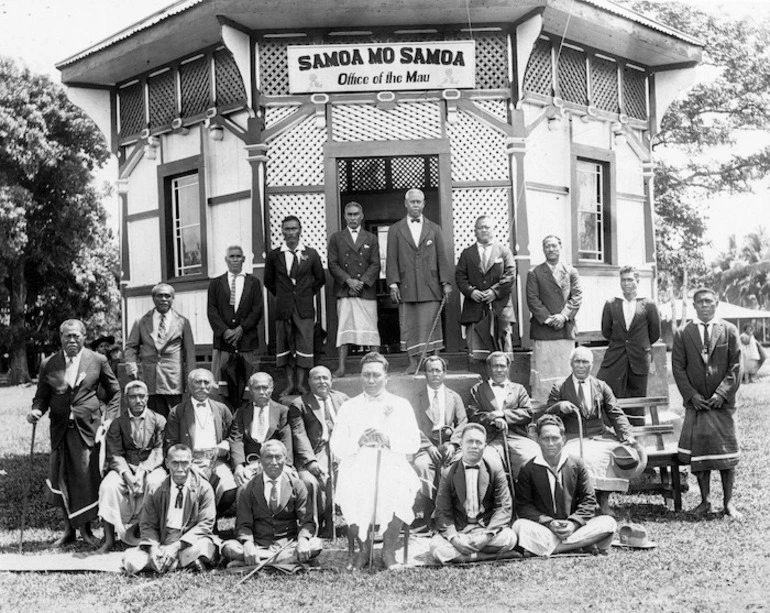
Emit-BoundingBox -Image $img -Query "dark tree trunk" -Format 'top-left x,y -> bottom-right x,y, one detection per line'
9,258 -> 30,384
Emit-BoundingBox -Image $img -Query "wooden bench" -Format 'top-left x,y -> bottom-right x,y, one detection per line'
617,396 -> 683,511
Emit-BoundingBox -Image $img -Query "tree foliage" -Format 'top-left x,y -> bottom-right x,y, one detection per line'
710,227 -> 770,309
0,57 -> 119,383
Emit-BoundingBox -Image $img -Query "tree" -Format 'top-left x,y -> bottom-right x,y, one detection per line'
624,2 -> 770,291
0,57 -> 118,384
710,227 -> 770,309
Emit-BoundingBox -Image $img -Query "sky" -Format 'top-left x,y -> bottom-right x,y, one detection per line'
0,0 -> 768,256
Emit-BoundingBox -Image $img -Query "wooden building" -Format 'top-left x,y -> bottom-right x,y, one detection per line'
57,0 -> 702,365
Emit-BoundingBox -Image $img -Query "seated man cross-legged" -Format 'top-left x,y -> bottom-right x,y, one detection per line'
222,440 -> 322,569
429,423 -> 517,564
513,415 -> 617,557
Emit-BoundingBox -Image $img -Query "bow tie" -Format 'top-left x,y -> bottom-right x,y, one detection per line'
410,218 -> 420,223
464,464 -> 480,471
491,382 -> 505,388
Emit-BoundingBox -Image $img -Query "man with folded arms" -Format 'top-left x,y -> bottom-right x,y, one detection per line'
513,415 -> 617,556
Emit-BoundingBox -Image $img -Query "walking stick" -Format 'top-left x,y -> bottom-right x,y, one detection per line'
19,422 -> 37,554
234,538 -> 297,586
368,448 -> 383,573
500,424 -> 516,500
415,295 -> 448,375
324,442 -> 335,538
574,407 -> 584,459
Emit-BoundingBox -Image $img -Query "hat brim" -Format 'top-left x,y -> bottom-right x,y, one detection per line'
611,539 -> 657,550
613,444 -> 648,479
90,336 -> 115,350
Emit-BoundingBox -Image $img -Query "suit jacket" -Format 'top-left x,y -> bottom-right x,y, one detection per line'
546,375 -> 633,441
410,386 -> 467,452
207,273 -> 264,352
516,454 -> 596,527
229,400 -> 293,467
289,390 -> 350,469
236,471 -> 315,546
672,319 -> 741,410
434,457 -> 512,538
106,410 -> 166,476
32,347 -> 121,450
469,380 -> 533,440
455,242 -> 516,325
124,309 -> 196,395
328,228 -> 380,300
598,297 -> 661,377
385,216 -> 451,302
264,246 -> 325,320
165,398 -> 233,452
526,262 -> 582,340
140,470 -> 216,547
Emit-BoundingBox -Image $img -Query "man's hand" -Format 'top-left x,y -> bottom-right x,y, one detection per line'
690,393 -> 711,411
427,446 -> 443,466
243,541 -> 260,566
442,283 -> 453,297
306,460 -> 328,481
549,520 -> 576,540
707,394 -> 725,410
548,402 -> 578,417
156,542 -> 181,573
470,289 -> 485,303
26,409 -> 42,425
346,278 -> 365,294
230,326 -> 244,344
493,417 -> 507,431
234,464 -> 250,487
450,533 -> 479,556
390,285 -> 402,304
440,443 -> 456,464
296,538 -> 312,563
481,289 -> 496,304
122,471 -> 139,495
545,314 -> 566,330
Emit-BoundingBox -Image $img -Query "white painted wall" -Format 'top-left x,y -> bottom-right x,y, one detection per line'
616,197 -> 646,265
163,126 -> 201,163
207,197 -> 253,276
525,190 -> 572,264
127,217 -> 161,286
206,119 -> 252,198
127,154 -> 160,215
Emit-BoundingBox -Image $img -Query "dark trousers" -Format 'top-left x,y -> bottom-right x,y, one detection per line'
148,394 -> 182,419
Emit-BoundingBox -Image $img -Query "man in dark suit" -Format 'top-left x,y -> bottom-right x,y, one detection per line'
513,415 -> 617,556
97,380 -> 167,553
165,368 -> 236,515
597,266 -> 661,397
429,423 -> 517,564
229,372 -> 293,486
455,215 -> 517,362
526,235 -> 582,401
328,201 -> 381,377
222,440 -> 322,569
410,356 -> 467,525
264,216 -> 325,395
28,319 -> 121,547
386,188 -> 452,374
289,365 -> 349,537
207,245 -> 264,384
125,282 -> 197,418
673,287 -> 741,518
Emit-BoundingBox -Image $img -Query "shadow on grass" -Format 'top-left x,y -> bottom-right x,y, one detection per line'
0,452 -> 60,531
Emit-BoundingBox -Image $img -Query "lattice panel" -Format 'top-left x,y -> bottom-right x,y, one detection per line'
445,31 -> 508,90
623,66 -> 648,120
265,105 -> 301,129
214,48 -> 247,106
119,82 -> 145,137
592,56 -> 619,113
260,39 -> 312,97
448,109 -> 509,183
148,70 -> 177,129
472,99 -> 508,122
451,188 -> 511,251
350,158 -> 387,191
267,193 -> 328,265
557,46 -> 587,105
337,156 -> 439,193
180,57 -> 211,117
392,156 -> 435,190
266,116 -> 326,186
523,38 -> 552,96
332,102 -> 442,142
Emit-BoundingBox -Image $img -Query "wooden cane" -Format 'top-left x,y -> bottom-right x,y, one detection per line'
415,294 -> 448,375
324,442 -> 335,538
19,422 -> 37,554
234,538 -> 297,586
368,448 -> 383,573
500,423 -> 516,500
574,407 -> 584,460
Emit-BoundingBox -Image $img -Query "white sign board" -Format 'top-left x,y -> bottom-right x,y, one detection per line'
287,41 -> 476,93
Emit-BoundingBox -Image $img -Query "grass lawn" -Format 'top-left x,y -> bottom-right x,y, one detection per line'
0,365 -> 768,613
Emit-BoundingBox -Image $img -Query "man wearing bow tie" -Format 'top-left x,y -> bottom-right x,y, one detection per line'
28,319 -> 121,548
429,423 -> 517,564
328,202 -> 381,377
386,188 -> 452,375
673,287 -> 741,518
468,351 -> 539,480
455,215 -> 517,363
125,283 -> 196,418
289,366 -> 349,537
264,216 -> 325,396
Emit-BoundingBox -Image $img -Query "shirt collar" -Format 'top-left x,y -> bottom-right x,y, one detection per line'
281,242 -> 305,253
194,399 -> 210,410
693,317 -> 714,327
65,349 -> 83,362
314,394 -> 329,405
129,409 -> 148,421
533,450 -> 569,473
490,379 -> 509,388
427,384 -> 445,395
572,374 -> 589,388
408,215 -> 423,224
262,471 -> 280,486
228,271 -> 246,278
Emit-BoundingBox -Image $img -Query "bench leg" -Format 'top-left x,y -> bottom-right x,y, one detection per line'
671,463 -> 682,512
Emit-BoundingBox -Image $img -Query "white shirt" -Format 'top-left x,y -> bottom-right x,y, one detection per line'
193,400 -> 218,449
407,215 -> 423,246
281,242 -> 306,283
166,480 -> 187,530
348,227 -> 360,243
228,272 -> 246,311
693,317 -> 715,346
572,376 -> 593,412
315,394 -> 336,442
477,242 -> 492,269
129,409 -> 149,448
489,379 -> 508,409
463,463 -> 481,519
152,309 -> 176,346
533,452 -> 569,514
250,403 -> 270,444
427,385 -> 447,429
64,349 -> 83,388
262,471 -> 282,507
621,297 -> 638,329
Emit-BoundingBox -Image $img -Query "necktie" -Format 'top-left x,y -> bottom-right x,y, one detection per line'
481,245 -> 490,270
702,323 -> 710,351
324,397 -> 336,426
578,381 -> 589,417
229,274 -> 237,306
410,218 -> 420,223
289,250 -> 299,279
66,357 -> 77,388
269,479 -> 279,513
464,464 -> 480,471
175,484 -> 184,509
431,390 -> 441,426
491,382 -> 505,388
158,313 -> 166,343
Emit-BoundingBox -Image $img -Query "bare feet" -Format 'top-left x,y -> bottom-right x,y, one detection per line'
723,502 -> 742,519
279,385 -> 295,397
332,369 -> 345,378
690,501 -> 712,515
404,358 -> 419,375
50,530 -> 77,548
80,526 -> 101,549
295,385 -> 309,395
95,540 -> 115,554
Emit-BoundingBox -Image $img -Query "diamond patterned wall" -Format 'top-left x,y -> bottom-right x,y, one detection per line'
523,38 -> 552,96
472,99 -> 508,122
448,109 -> 509,182
623,66 -> 648,120
119,82 -> 145,137
451,187 -> 511,251
214,48 -> 247,106
331,102 -> 442,142
592,56 -> 619,113
148,70 -> 177,128
180,56 -> 211,117
266,115 -> 326,186
265,105 -> 302,129
557,46 -> 587,105
267,193 -> 328,266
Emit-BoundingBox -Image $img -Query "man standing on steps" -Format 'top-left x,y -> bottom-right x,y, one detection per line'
386,188 -> 452,374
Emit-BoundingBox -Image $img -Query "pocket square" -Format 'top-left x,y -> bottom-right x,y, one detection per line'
75,372 -> 87,387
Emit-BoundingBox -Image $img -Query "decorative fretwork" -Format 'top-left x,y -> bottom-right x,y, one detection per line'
451,187 -> 511,251
214,48 -> 247,106
331,102 -> 442,142
148,70 -> 177,129
557,46 -> 587,105
266,115 -> 326,186
523,38 -> 552,96
267,193 -> 328,265
623,66 -> 648,120
259,38 -> 309,97
448,109 -> 509,183
444,31 -> 508,90
118,81 -> 145,137
591,56 -> 619,113
337,156 -> 439,193
264,105 -> 302,129
180,56 -> 211,117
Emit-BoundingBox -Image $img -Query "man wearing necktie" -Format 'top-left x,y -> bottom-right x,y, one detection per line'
455,215 -> 517,363
386,188 -> 453,374
673,287 -> 741,518
229,372 -> 293,487
513,415 -> 617,556
289,366 -> 350,538
328,201 -> 381,377
429,423 -> 517,564
28,319 -> 121,548
546,346 -> 642,516
123,444 -> 220,574
125,283 -> 197,418
264,216 -> 325,396
222,440 -> 322,569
